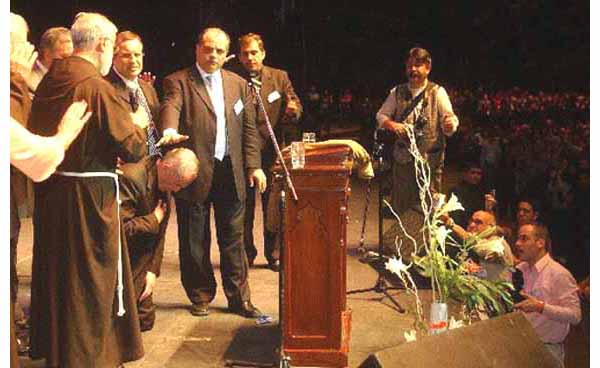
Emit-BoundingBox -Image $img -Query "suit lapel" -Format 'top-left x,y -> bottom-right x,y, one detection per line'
222,70 -> 236,129
260,67 -> 273,105
188,67 -> 215,115
107,70 -> 131,107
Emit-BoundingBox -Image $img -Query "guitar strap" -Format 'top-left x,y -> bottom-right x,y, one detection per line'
393,82 -> 437,124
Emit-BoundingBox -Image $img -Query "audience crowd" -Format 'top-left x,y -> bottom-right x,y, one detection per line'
300,85 -> 589,280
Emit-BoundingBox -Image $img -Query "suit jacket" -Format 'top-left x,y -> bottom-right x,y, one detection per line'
119,156 -> 168,281
160,66 -> 261,203
247,65 -> 303,149
105,69 -> 160,122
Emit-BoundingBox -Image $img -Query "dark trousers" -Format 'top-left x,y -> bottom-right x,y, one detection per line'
138,294 -> 156,332
244,178 -> 278,264
244,147 -> 279,264
176,157 -> 251,305
391,152 -> 444,214
131,267 -> 156,331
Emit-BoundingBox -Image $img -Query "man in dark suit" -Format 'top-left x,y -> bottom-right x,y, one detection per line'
107,31 -> 161,156
235,33 -> 303,271
159,27 -> 266,318
119,148 -> 200,331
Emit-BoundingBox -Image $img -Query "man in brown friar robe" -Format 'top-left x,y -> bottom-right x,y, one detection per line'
119,148 -> 199,331
27,13 -> 147,368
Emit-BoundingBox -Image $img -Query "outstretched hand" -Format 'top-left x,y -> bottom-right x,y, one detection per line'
156,132 -> 189,147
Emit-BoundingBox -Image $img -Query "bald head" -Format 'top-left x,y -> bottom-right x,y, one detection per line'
467,210 -> 496,235
157,148 -> 200,193
10,13 -> 29,48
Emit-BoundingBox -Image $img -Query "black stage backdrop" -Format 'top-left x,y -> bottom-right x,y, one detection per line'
11,0 -> 590,97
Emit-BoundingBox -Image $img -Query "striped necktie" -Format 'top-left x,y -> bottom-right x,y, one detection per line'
133,87 -> 162,157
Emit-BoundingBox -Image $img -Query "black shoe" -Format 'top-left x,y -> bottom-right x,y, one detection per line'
190,302 -> 210,317
248,257 -> 256,268
229,301 -> 263,319
268,260 -> 280,272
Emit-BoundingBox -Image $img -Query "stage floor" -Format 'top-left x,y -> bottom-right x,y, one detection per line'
15,175 -> 589,367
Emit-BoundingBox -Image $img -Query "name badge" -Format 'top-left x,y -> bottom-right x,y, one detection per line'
234,99 -> 244,115
267,91 -> 281,103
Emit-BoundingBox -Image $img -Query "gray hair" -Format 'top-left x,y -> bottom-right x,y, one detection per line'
70,12 -> 117,51
39,27 -> 71,52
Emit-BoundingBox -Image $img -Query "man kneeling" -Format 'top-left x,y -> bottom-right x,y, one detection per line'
119,148 -> 200,331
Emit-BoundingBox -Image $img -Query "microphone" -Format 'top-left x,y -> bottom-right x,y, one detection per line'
249,72 -> 262,90
511,268 -> 524,304
224,54 -> 236,63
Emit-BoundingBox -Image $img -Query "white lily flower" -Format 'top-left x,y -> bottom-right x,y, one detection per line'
438,193 -> 465,214
433,193 -> 446,211
404,329 -> 417,342
435,226 -> 452,250
385,256 -> 409,276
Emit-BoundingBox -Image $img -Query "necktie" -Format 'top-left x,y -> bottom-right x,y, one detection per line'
134,87 -> 162,157
205,74 -> 213,90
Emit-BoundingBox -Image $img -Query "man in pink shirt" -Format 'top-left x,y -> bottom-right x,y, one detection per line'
514,223 -> 581,367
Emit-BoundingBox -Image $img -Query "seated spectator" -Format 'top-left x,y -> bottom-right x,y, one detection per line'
447,162 -> 487,228
444,210 -> 514,281
514,223 -> 581,367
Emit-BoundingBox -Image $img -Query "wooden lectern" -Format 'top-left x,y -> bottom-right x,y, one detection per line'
273,145 -> 353,368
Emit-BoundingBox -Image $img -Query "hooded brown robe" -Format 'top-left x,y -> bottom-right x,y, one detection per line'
27,56 -> 147,367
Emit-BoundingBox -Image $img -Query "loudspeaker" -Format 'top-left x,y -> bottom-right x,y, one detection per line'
359,312 -> 561,368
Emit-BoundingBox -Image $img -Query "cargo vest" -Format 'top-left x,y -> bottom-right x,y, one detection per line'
391,81 -> 446,167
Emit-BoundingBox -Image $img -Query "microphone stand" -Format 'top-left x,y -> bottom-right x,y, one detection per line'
249,78 -> 298,202
347,129 -> 405,314
248,79 -> 297,368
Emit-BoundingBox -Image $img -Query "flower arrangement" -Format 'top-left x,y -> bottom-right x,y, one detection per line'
383,124 -> 514,333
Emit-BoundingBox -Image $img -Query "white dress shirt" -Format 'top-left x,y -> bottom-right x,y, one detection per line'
196,63 -> 228,160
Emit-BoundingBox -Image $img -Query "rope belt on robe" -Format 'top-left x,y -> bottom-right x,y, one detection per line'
54,170 -> 126,317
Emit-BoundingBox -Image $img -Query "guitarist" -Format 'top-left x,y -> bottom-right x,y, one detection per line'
376,47 -> 459,214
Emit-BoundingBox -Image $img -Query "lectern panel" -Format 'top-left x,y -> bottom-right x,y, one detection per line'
274,145 -> 353,367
